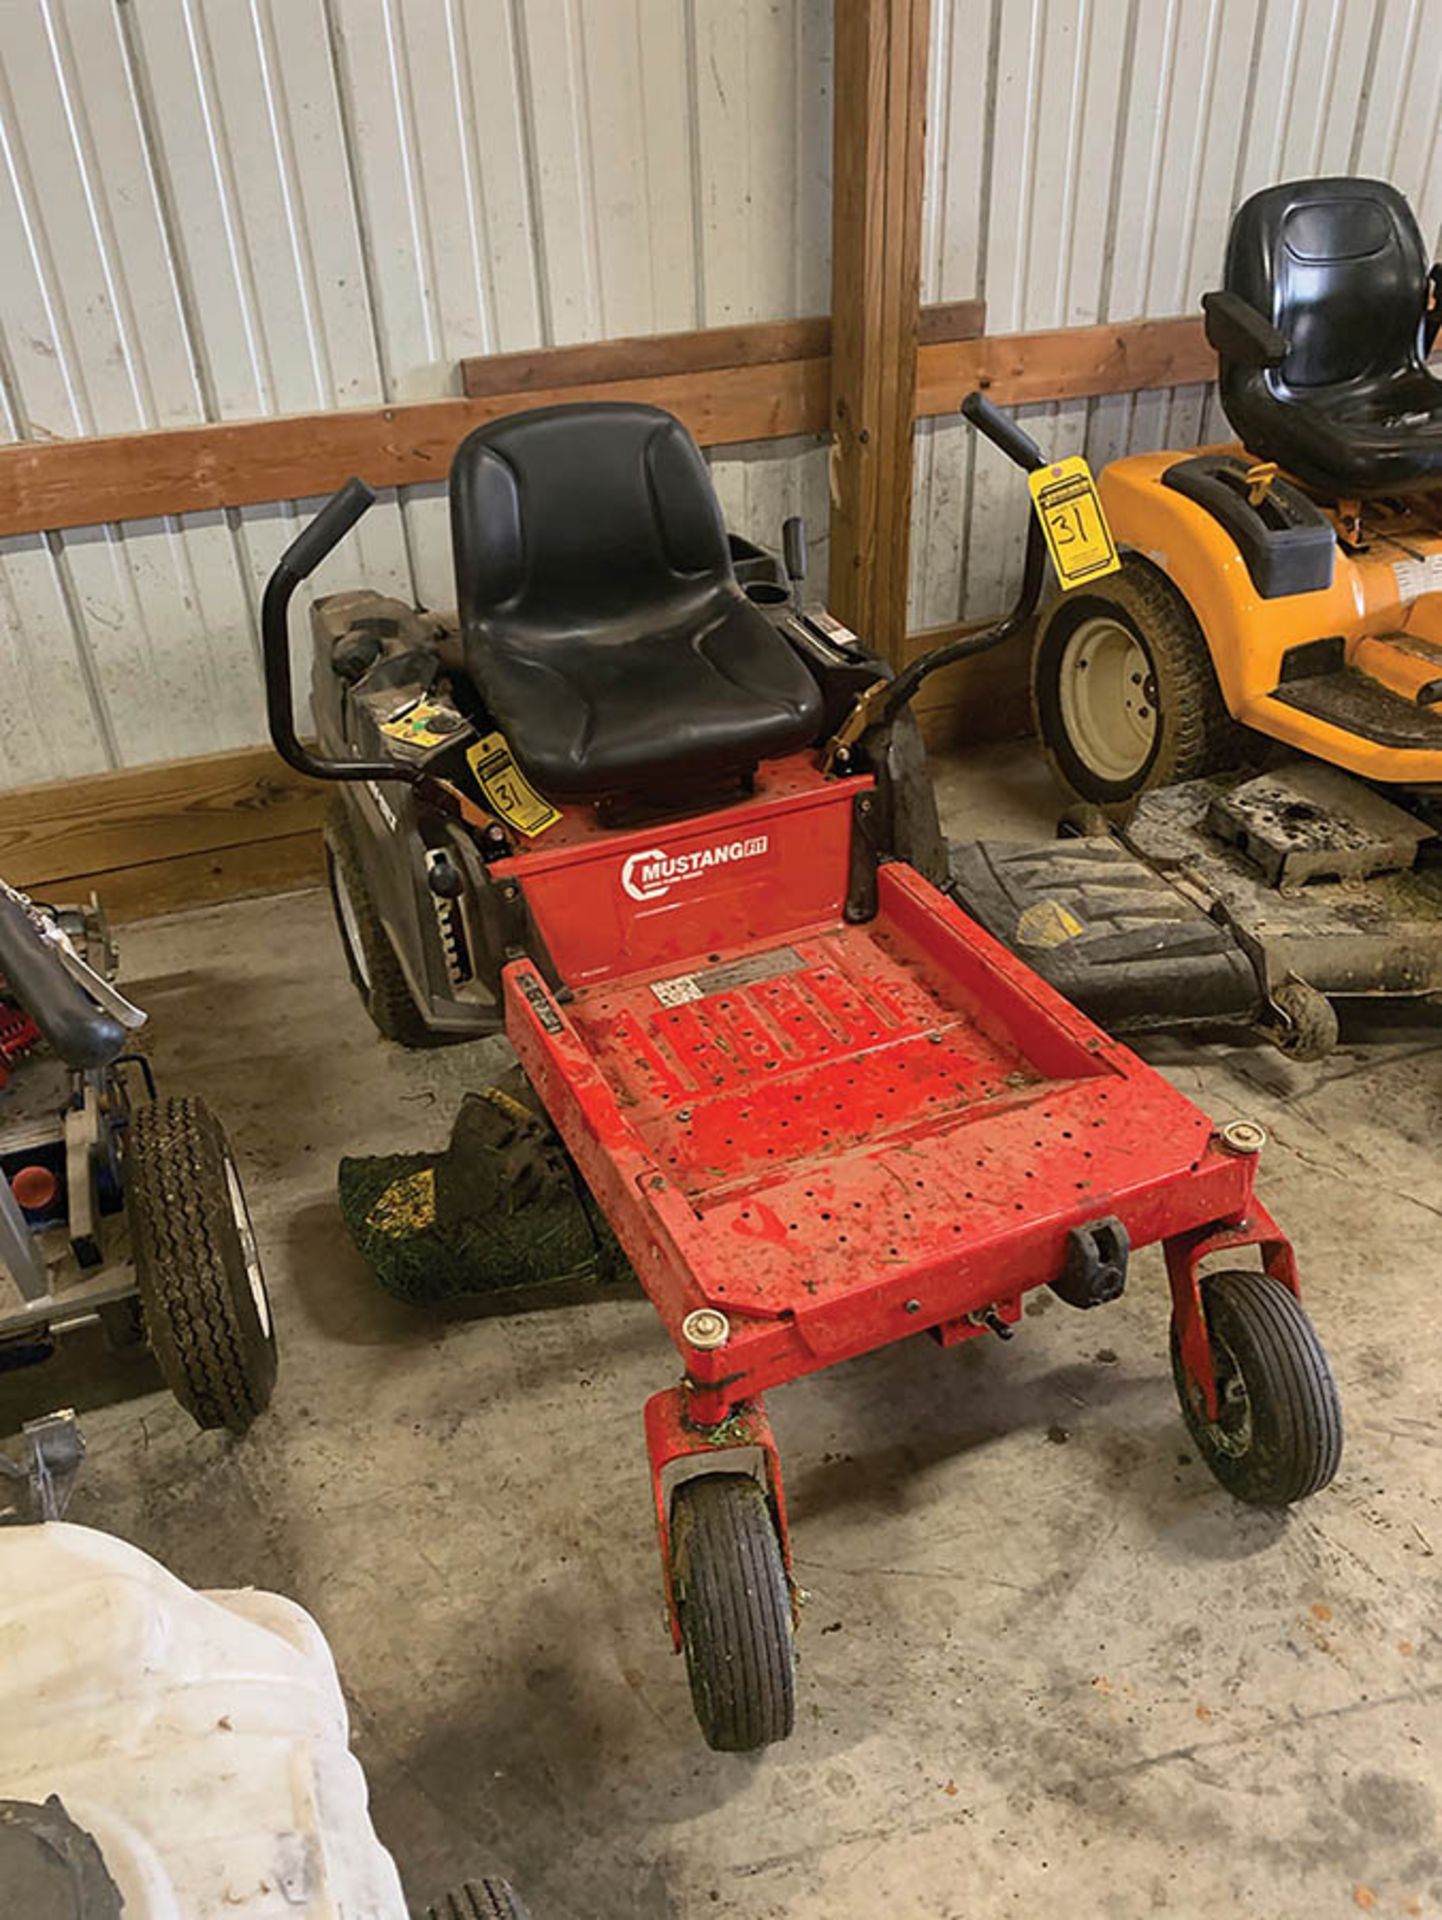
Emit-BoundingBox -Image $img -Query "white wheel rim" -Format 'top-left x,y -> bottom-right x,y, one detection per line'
224,1154 -> 272,1341
1056,615 -> 1159,783
331,853 -> 372,992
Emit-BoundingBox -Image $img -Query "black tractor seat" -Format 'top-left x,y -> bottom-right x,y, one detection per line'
449,403 -> 823,803
1206,176 -> 1442,499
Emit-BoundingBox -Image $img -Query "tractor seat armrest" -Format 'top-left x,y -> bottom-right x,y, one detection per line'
1203,289 -> 1289,369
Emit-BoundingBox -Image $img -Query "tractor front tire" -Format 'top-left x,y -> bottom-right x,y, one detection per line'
126,1097 -> 277,1434
1033,558 -> 1245,806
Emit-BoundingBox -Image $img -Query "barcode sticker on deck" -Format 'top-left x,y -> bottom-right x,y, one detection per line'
650,946 -> 806,1008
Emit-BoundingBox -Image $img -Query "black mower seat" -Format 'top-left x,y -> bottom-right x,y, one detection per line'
1207,176 -> 1442,498
449,403 -> 823,801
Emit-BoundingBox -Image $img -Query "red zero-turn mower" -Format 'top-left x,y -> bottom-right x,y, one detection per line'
265,401 -> 1342,1750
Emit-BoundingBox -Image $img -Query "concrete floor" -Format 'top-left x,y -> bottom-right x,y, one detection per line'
5,741 -> 1442,1919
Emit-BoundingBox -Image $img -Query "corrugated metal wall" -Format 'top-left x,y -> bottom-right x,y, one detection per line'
0,0 -> 1439,791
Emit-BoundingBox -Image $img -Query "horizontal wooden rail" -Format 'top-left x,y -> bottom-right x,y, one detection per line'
0,361 -> 830,541
457,300 -> 985,397
916,314 -> 1213,413
1,745 -> 326,923
0,304 -> 972,540
0,304 -> 1219,540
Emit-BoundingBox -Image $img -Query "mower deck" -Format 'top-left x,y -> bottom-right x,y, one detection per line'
506,858 -> 1257,1423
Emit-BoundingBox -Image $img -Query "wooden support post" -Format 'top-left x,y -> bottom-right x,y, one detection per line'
828,0 -> 930,663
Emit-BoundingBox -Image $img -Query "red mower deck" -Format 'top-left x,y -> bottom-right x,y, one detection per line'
499,767 -> 1303,1658
508,858 -> 1264,1409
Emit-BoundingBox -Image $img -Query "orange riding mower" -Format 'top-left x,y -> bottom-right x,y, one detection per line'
950,175 -> 1442,1061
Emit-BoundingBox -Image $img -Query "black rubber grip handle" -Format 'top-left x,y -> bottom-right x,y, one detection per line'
0,891 -> 126,1071
278,477 -> 376,579
960,391 -> 1048,473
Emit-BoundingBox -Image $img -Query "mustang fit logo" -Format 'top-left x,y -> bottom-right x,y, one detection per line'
621,835 -> 769,902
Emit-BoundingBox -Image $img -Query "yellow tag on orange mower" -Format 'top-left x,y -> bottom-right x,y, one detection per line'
1028,455 -> 1121,590
465,732 -> 560,838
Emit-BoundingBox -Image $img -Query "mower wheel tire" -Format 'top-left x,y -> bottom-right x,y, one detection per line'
126,1097 -> 277,1434
325,798 -> 436,1048
419,1879 -> 530,1920
1033,558 -> 1245,805
671,1472 -> 796,1752
1266,979 -> 1339,1063
1171,1269 -> 1342,1507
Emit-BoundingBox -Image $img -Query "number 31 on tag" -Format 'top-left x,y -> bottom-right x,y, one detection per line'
1027,455 -> 1121,590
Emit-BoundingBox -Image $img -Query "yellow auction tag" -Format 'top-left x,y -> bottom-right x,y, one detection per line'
465,732 -> 560,838
1028,455 -> 1121,589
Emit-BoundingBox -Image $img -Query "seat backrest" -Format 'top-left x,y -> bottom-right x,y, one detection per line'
450,402 -> 732,631
1225,177 -> 1428,390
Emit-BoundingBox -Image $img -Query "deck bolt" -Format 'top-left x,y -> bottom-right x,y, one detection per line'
682,1308 -> 730,1350
904,1298 -> 921,1314
1219,1119 -> 1266,1156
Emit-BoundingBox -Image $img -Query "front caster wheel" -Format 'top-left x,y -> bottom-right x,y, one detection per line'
670,1473 -> 795,1752
1171,1269 -> 1342,1507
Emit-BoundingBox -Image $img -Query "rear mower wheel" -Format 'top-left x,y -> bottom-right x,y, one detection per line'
1265,978 -> 1339,1063
1171,1269 -> 1341,1506
671,1473 -> 796,1751
126,1097 -> 276,1433
325,797 -> 436,1048
1033,557 -> 1245,805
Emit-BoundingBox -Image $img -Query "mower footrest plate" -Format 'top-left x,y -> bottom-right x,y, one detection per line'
1266,667 -> 1442,750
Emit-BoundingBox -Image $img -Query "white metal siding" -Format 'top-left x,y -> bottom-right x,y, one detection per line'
0,0 -> 1437,790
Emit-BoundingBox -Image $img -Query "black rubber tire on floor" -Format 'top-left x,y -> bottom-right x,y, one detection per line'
1171,1269 -> 1342,1507
1267,978 -> 1340,1063
325,796 -> 436,1048
1032,556 -> 1247,805
126,1096 -> 277,1433
420,1879 -> 530,1920
671,1472 -> 796,1752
